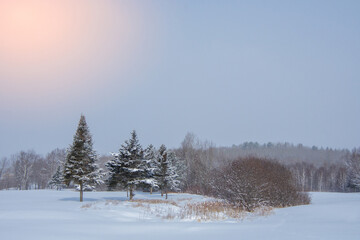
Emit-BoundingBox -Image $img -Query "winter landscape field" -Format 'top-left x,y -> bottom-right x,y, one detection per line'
1,1 -> 359,240
0,190 -> 359,240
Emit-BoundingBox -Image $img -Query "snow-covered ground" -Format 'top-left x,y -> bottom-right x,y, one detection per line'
0,190 -> 359,240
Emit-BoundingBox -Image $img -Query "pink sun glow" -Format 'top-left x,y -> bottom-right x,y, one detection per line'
0,0 -> 139,108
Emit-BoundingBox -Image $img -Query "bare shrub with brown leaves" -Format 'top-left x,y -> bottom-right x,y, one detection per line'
210,157 -> 311,211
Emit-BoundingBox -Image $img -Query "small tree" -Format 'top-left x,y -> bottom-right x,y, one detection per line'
63,115 -> 104,202
106,152 -> 126,191
136,144 -> 158,194
157,145 -> 180,199
49,166 -> 64,190
347,148 -> 360,190
170,152 -> 186,192
0,158 -> 8,183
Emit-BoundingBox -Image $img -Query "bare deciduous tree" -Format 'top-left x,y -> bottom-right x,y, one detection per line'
13,151 -> 40,190
0,157 -> 7,180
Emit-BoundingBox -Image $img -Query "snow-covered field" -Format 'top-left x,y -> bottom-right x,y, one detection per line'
0,190 -> 359,240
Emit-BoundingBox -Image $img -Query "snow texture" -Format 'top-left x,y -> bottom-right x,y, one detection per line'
0,190 -> 359,240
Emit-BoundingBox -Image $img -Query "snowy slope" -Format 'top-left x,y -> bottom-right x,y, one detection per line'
0,190 -> 359,240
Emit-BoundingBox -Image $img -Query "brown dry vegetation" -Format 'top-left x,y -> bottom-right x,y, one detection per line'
178,201 -> 247,220
131,199 -> 272,221
209,157 -> 311,211
81,196 -> 273,221
130,199 -> 178,206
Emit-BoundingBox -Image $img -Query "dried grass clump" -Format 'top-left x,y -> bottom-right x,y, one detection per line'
81,203 -> 94,209
104,200 -> 121,206
251,206 -> 273,217
130,199 -> 178,206
177,198 -> 192,202
81,200 -> 121,209
179,201 -> 247,221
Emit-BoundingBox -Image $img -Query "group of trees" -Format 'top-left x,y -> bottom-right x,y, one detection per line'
217,141 -> 348,166
0,116 -> 185,203
175,133 -> 360,194
59,116 -> 184,201
289,162 -> 348,192
173,134 -> 311,210
0,149 -> 65,190
106,131 -> 184,200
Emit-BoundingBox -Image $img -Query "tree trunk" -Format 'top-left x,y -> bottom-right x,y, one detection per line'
129,186 -> 133,200
80,182 -> 83,202
150,187 -> 152,194
127,187 -> 129,198
165,190 -> 168,200
161,189 -> 163,197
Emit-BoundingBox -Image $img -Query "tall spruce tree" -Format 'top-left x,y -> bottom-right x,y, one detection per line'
63,115 -> 104,202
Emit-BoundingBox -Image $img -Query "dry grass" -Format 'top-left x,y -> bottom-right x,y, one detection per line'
251,206 -> 273,217
176,198 -> 193,202
81,203 -> 94,209
82,198 -> 272,222
161,201 -> 273,221
130,199 -> 178,206
81,200 -> 121,209
104,200 -> 121,206
177,201 -> 247,221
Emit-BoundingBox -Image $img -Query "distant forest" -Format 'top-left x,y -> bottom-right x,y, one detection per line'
0,132 -> 358,194
173,133 -> 355,194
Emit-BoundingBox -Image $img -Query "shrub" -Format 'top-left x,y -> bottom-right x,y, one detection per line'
210,157 -> 310,211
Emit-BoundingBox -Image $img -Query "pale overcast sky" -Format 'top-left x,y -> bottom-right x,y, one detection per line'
0,0 -> 359,158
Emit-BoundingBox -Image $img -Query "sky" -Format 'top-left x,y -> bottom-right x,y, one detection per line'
0,0 -> 359,158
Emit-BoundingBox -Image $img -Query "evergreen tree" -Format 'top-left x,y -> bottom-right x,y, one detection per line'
173,157 -> 187,191
141,144 -> 159,194
63,115 -> 104,202
347,148 -> 360,190
48,166 -> 64,190
107,130 -> 145,200
157,145 -> 180,199
106,152 -> 126,191
166,151 -> 182,192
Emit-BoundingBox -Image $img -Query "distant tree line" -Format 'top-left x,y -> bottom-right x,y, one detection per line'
174,133 -> 359,193
289,162 -> 348,192
0,148 -> 66,190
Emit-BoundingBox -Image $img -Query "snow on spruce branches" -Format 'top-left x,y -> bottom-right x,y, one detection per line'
63,115 -> 104,202
106,130 -> 184,200
48,166 -> 64,190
